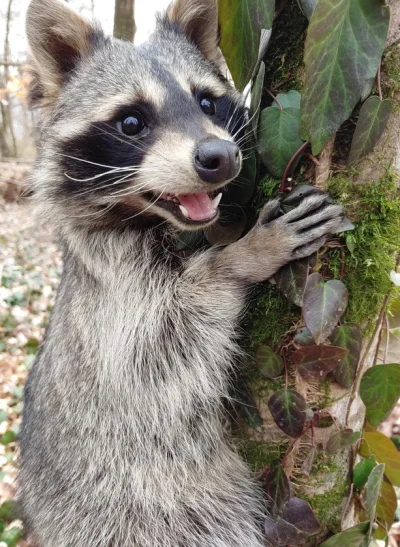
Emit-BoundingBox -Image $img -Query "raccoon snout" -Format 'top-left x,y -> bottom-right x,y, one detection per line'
194,140 -> 241,184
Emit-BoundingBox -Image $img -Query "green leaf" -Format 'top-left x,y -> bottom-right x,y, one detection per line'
175,231 -> 205,252
219,0 -> 275,91
234,377 -> 263,430
319,522 -> 369,546
360,364 -> 400,427
268,390 -> 306,438
348,96 -> 392,165
303,272 -> 348,345
204,207 -> 247,245
271,90 -> 302,110
365,463 -> 385,541
300,0 -> 390,154
1,431 -> 16,446
353,455 -> 376,490
291,345 -> 349,381
297,0 -> 317,20
0,526 -> 23,547
256,345 -> 284,379
264,463 -> 291,517
376,479 -> 397,529
0,500 -> 18,521
360,432 -> 400,487
227,153 -> 257,206
275,258 -> 309,307
0,410 -> 8,423
258,107 -> 304,178
329,323 -> 362,388
326,429 -> 360,455
294,327 -> 315,347
250,62 -> 265,137
282,497 -> 321,536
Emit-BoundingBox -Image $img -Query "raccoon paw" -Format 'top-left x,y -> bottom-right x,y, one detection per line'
259,189 -> 344,262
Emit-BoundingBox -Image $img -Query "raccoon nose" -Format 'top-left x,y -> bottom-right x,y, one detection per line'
194,140 -> 241,184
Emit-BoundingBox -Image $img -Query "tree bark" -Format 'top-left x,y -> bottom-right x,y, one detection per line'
1,0 -> 17,158
113,0 -> 136,42
238,3 -> 400,544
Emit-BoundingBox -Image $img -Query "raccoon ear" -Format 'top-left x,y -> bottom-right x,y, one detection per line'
26,0 -> 104,105
166,0 -> 219,62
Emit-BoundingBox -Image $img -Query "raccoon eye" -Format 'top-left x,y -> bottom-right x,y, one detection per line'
117,114 -> 145,136
199,97 -> 216,116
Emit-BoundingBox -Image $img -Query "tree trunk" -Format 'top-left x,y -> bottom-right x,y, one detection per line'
113,0 -> 136,42
2,0 -> 17,158
237,3 -> 400,544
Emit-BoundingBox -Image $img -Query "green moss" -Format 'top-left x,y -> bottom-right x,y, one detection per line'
262,1 -> 307,96
302,478 -> 349,535
244,283 -> 299,351
239,439 -> 289,472
327,173 -> 400,333
382,43 -> 400,98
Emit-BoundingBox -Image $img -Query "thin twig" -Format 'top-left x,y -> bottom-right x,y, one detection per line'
384,313 -> 390,364
345,294 -> 390,424
279,141 -> 310,192
305,153 -> 320,167
377,62 -> 383,101
266,89 -> 283,110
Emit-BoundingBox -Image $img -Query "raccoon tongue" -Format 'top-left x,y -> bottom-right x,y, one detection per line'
178,193 -> 216,221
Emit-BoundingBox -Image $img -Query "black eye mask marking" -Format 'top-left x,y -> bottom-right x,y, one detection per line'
60,122 -> 155,198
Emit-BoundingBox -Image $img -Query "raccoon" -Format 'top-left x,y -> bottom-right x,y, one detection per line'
20,0 -> 345,545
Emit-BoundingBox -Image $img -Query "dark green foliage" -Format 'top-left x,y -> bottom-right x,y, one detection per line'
360,364 -> 400,426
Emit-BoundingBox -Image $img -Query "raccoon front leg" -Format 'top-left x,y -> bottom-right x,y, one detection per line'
215,190 -> 344,284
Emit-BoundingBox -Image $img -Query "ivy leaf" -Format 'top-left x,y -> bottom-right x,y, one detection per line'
365,463 -> 385,541
258,107 -> 304,178
234,376 -> 263,430
204,207 -> 247,245
282,497 -> 321,535
360,432 -> 400,487
303,273 -> 348,345
256,345 -> 284,379
297,0 -> 317,20
319,522 -> 369,546
353,455 -> 376,491
275,258 -> 309,307
219,0 -> 275,91
376,479 -> 397,529
300,0 -> 390,154
360,364 -> 400,427
264,463 -> 291,517
348,97 -> 392,165
264,515 -> 308,546
326,429 -> 360,455
0,527 -> 23,547
250,62 -> 265,137
294,327 -> 315,347
268,390 -> 306,438
271,90 -> 302,110
176,231 -> 204,252
329,323 -> 362,388
226,153 -> 257,206
291,345 -> 349,381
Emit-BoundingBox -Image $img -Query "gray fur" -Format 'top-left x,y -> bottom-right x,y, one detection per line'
20,1 -> 344,545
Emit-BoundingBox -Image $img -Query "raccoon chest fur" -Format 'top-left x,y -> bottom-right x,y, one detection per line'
21,228 -> 264,546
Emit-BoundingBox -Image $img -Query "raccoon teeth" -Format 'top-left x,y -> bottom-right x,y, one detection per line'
211,193 -> 222,209
179,205 -> 189,218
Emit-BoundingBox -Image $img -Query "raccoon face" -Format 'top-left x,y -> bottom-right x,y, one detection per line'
26,0 -> 247,230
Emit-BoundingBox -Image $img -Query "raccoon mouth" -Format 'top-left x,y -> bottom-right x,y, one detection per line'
156,192 -> 222,224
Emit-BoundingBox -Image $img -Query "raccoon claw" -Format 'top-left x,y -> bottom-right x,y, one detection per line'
259,199 -> 284,224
